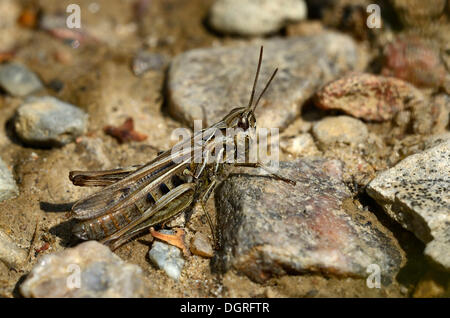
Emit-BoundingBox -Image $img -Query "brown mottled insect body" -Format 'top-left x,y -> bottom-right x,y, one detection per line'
69,47 -> 294,250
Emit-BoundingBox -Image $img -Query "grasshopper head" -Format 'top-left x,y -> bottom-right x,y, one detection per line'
222,46 -> 277,132
222,107 -> 256,131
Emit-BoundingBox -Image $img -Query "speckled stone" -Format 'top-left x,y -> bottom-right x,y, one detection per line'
0,230 -> 27,268
213,158 -> 404,284
314,73 -> 425,121
20,241 -> 150,297
168,32 -> 361,129
148,230 -> 185,280
0,157 -> 18,203
367,140 -> 450,270
0,63 -> 43,97
312,116 -> 368,147
208,0 -> 307,36
14,96 -> 88,147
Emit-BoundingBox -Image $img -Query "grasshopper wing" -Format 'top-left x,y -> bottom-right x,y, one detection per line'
69,165 -> 144,187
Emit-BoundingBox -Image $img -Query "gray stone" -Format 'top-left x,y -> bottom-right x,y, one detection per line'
213,158 -> 404,284
209,0 -> 307,36
132,50 -> 169,76
20,241 -> 150,297
168,32 -> 360,129
0,230 -> 27,268
367,140 -> 450,270
0,157 -> 18,203
14,96 -> 88,147
148,230 -> 185,280
0,63 -> 43,97
312,116 -> 369,147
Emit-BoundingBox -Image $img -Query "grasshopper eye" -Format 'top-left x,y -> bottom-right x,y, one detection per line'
238,117 -> 249,130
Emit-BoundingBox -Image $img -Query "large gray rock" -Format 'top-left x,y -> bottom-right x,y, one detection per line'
367,140 -> 450,270
20,241 -> 150,297
213,159 -> 404,284
14,96 -> 88,147
0,157 -> 18,203
0,63 -> 43,97
208,0 -> 307,36
168,32 -> 361,129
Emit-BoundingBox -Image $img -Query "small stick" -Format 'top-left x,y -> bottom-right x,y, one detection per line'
27,215 -> 40,261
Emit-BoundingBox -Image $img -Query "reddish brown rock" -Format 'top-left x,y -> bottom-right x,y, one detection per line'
314,73 -> 424,121
382,37 -> 448,90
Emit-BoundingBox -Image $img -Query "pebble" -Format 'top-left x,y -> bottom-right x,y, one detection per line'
367,140 -> 450,270
20,241 -> 150,297
190,232 -> 214,258
312,116 -> 368,147
168,32 -> 360,129
132,50 -> 169,76
280,133 -> 320,157
0,157 -> 18,203
148,230 -> 185,280
0,63 -> 43,97
314,73 -> 425,121
213,158 -> 404,284
14,96 -> 88,147
208,0 -> 307,36
0,230 -> 27,268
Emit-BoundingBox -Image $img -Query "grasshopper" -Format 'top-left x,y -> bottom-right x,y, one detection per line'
69,46 -> 295,250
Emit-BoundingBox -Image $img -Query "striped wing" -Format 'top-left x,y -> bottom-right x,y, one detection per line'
70,128 -> 210,220
69,165 -> 144,187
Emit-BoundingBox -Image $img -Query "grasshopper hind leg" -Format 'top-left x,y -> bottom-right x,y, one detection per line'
198,179 -> 220,250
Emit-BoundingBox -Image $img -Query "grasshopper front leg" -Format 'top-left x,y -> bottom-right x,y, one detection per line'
235,162 -> 296,185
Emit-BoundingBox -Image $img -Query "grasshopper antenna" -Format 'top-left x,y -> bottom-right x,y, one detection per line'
247,46 -> 263,109
252,67 -> 278,112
